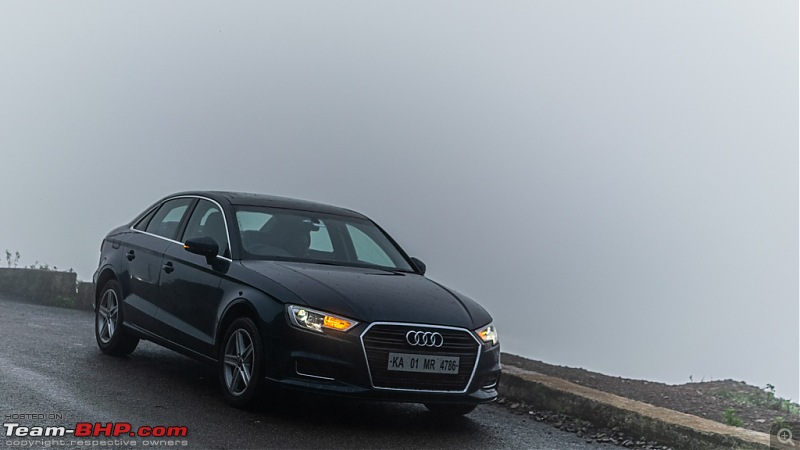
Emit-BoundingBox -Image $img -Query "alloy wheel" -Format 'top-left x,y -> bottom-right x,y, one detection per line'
96,288 -> 119,344
223,329 -> 254,395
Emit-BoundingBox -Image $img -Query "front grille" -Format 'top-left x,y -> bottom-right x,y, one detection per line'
361,324 -> 480,392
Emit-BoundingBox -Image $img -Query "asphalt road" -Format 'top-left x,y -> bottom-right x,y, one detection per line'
0,297 -> 625,450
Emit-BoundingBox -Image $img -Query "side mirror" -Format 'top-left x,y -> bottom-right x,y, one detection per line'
410,257 -> 426,275
184,236 -> 219,264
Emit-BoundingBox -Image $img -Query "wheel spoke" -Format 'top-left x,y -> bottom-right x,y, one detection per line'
223,354 -> 238,367
241,343 -> 253,361
239,364 -> 250,386
100,321 -> 109,340
107,318 -> 115,337
235,331 -> 245,356
229,367 -> 241,391
99,305 -> 109,319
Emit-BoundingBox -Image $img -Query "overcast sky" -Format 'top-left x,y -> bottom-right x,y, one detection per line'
1,2 -> 797,400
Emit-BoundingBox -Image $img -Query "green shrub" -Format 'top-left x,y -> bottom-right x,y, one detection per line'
723,408 -> 744,427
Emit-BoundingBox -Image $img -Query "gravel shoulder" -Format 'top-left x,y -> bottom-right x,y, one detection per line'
503,353 -> 799,434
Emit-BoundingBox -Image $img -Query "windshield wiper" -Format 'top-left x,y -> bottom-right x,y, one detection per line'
308,261 -> 345,267
306,260 -> 409,274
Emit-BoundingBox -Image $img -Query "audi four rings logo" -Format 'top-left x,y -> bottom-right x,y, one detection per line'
406,330 -> 444,347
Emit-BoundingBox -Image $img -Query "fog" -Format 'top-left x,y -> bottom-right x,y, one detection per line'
1,2 -> 797,400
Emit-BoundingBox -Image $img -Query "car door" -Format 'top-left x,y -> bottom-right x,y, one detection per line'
122,197 -> 194,332
155,198 -> 231,357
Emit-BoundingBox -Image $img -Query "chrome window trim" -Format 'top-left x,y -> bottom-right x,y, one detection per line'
128,195 -> 234,262
359,321 -> 482,394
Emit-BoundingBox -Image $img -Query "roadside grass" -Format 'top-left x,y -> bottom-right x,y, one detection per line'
773,416 -> 793,431
722,408 -> 744,427
716,384 -> 800,424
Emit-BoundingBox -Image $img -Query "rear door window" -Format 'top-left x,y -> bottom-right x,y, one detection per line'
144,198 -> 194,241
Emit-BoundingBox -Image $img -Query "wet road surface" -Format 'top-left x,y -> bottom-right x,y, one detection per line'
0,297 -> 624,449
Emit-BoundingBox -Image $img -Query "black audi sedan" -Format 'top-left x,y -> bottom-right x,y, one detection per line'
93,191 -> 500,414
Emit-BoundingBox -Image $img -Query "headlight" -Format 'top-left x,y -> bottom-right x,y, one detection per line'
287,305 -> 358,333
476,323 -> 498,346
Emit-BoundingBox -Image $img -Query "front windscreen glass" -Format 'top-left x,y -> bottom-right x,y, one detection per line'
234,206 -> 414,272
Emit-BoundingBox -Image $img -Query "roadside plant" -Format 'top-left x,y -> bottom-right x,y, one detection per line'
718,384 -> 800,417
766,384 -> 776,403
723,408 -> 744,427
774,416 -> 790,430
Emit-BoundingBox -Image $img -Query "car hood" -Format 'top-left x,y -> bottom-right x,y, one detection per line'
239,260 -> 491,329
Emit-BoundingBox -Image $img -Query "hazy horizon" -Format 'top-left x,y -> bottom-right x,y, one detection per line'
1,1 -> 797,400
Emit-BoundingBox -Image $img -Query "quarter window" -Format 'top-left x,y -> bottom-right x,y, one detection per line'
133,207 -> 158,231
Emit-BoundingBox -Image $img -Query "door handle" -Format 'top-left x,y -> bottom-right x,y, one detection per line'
162,262 -> 174,274
126,250 -> 135,261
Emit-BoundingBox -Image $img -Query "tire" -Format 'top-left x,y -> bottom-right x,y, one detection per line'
424,403 -> 478,416
95,279 -> 139,356
219,317 -> 265,408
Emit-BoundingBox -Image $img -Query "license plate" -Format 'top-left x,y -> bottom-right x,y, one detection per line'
387,352 -> 460,374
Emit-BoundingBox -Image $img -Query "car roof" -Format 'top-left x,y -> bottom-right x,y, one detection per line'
169,191 -> 368,219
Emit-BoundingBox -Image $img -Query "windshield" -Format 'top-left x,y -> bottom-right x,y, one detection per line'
234,206 -> 415,272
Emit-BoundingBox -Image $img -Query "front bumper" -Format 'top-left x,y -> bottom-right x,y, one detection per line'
260,321 -> 502,405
